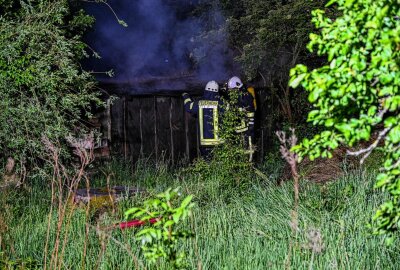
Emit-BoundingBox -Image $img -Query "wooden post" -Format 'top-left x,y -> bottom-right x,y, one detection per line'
261,128 -> 264,163
123,97 -> 127,160
169,97 -> 175,164
106,98 -> 111,142
139,105 -> 144,158
154,96 -> 158,161
196,118 -> 200,157
185,108 -> 190,159
139,97 -> 155,159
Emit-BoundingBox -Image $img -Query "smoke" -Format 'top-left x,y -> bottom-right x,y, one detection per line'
84,0 -> 238,91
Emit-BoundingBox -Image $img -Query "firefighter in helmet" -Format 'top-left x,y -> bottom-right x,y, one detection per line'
227,76 -> 256,161
182,81 -> 223,159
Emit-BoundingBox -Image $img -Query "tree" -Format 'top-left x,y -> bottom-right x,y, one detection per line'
290,0 -> 400,242
0,0 -> 102,173
221,0 -> 329,123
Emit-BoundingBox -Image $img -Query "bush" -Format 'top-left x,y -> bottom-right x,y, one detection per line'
0,0 -> 102,172
290,0 -> 400,241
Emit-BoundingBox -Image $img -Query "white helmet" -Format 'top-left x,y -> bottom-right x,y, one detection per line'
205,80 -> 219,92
228,76 -> 243,89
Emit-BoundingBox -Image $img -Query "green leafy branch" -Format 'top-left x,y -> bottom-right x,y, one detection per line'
124,188 -> 194,269
289,0 -> 400,242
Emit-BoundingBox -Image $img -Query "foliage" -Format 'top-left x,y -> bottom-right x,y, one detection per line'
195,89 -> 253,187
223,0 -> 324,79
0,0 -> 102,171
2,160 -> 400,269
0,252 -> 40,270
218,0 -> 331,122
124,188 -> 194,269
290,0 -> 400,241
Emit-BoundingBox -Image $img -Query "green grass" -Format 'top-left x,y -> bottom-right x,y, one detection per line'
1,159 -> 399,269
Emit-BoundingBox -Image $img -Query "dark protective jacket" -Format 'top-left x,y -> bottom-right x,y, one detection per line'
183,91 -> 223,147
233,86 -> 255,143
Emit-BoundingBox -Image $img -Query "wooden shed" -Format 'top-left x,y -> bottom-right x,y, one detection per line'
96,77 -> 275,164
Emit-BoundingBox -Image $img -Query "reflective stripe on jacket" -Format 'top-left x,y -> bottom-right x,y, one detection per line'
183,92 -> 223,147
232,87 -> 255,138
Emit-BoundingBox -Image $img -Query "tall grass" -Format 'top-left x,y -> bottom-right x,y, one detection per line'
1,159 -> 399,269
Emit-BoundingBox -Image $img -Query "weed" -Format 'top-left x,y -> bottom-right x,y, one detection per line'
0,252 -> 40,270
125,188 -> 194,269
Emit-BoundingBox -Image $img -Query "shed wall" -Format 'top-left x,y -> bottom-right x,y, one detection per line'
109,91 -> 274,164
110,95 -> 198,163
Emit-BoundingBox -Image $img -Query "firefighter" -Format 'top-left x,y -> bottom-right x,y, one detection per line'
182,81 -> 223,159
227,76 -> 256,161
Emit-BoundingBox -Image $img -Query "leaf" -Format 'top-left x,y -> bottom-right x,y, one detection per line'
326,0 -> 337,7
137,228 -> 155,238
307,110 -> 320,121
124,207 -> 140,219
384,117 -> 396,127
173,210 -> 183,223
163,220 -> 175,229
367,106 -> 377,117
389,126 -> 400,144
289,73 -> 307,88
335,123 -> 352,140
365,21 -> 378,29
161,202 -> 168,210
325,118 -> 335,127
118,20 -> 128,27
309,89 -> 322,103
180,195 -> 193,208
385,236 -> 394,246
330,59 -> 337,69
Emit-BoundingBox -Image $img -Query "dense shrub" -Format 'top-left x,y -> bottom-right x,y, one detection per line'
0,0 -> 101,171
290,0 -> 400,241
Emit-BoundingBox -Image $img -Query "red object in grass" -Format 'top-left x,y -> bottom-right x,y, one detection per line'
118,218 -> 159,230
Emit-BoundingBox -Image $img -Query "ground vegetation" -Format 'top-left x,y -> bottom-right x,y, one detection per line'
0,0 -> 102,176
0,159 -> 399,269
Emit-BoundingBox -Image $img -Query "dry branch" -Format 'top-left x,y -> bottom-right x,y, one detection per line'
276,128 -> 300,270
347,127 -> 391,164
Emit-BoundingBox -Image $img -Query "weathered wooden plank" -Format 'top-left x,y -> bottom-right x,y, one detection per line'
123,97 -> 128,159
139,106 -> 144,157
126,97 -> 142,162
195,118 -> 200,157
187,112 -> 198,160
106,99 -> 112,141
170,97 -> 186,162
185,109 -> 190,159
154,96 -> 158,160
110,97 -> 125,156
141,97 -> 156,159
156,97 -> 171,161
169,98 -> 174,163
